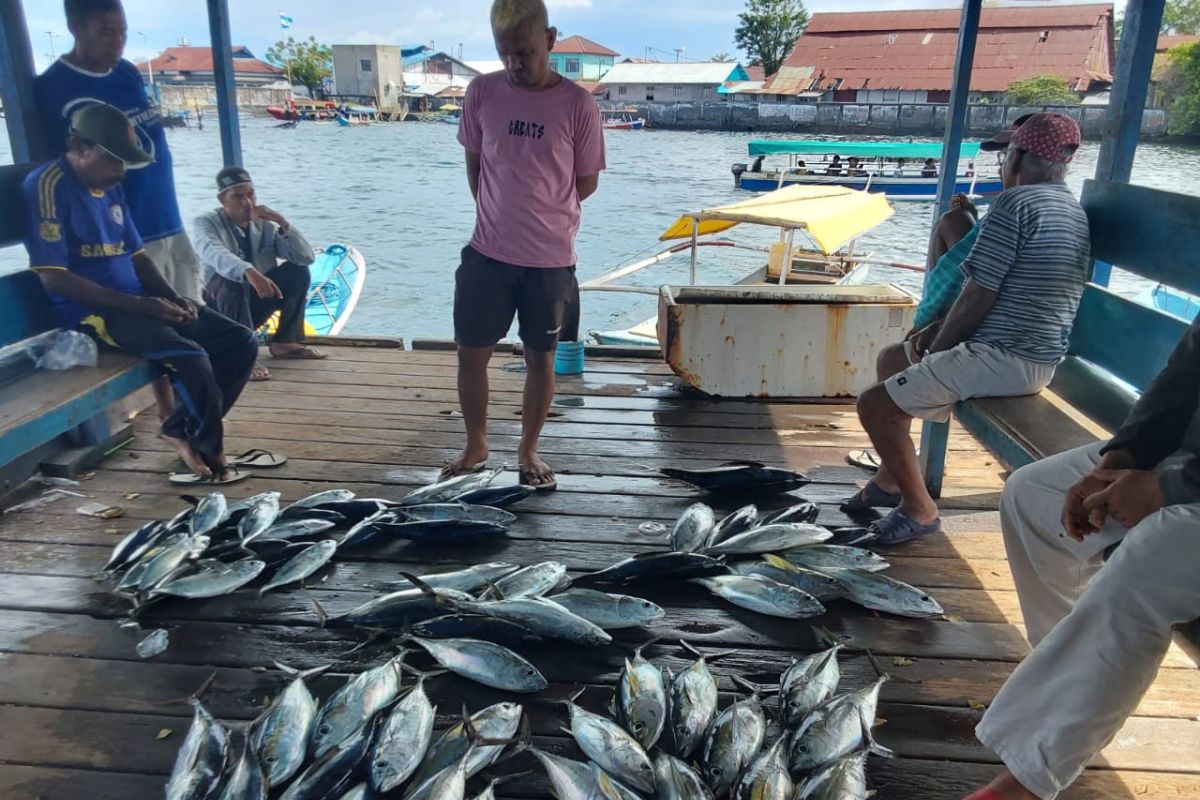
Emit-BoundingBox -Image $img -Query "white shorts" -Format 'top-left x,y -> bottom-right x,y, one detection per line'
884,341 -> 1057,423
143,232 -> 203,304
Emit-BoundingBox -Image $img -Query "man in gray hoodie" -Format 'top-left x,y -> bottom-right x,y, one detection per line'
965,315 -> 1200,800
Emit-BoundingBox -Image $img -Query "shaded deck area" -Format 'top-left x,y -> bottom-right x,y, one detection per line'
1,345 -> 1197,799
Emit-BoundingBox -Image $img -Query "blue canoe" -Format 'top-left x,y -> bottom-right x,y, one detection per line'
305,244 -> 367,336
1150,284 -> 1200,321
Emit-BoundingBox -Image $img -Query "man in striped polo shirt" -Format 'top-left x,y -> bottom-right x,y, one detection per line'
849,113 -> 1091,545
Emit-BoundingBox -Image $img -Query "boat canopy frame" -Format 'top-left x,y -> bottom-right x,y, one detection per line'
748,140 -> 982,160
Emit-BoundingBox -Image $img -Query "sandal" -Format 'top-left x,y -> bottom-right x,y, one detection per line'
437,459 -> 489,482
839,479 -> 902,512
845,448 -> 881,472
870,507 -> 942,546
518,465 -> 558,492
169,467 -> 253,486
229,448 -> 287,468
271,345 -> 326,360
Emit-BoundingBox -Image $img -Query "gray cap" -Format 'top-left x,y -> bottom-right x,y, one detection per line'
216,165 -> 253,194
69,103 -> 153,165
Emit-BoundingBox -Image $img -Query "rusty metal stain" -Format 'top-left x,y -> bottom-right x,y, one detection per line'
825,304 -> 849,394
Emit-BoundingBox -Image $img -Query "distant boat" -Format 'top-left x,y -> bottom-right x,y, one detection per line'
1149,285 -> 1199,321
439,114 -> 461,125
603,108 -> 646,130
306,244 -> 367,336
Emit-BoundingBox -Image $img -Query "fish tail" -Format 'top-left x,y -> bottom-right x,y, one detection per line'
310,598 -> 329,628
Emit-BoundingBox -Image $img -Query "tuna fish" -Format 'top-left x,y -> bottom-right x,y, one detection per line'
670,502 -> 716,553
617,643 -> 667,750
823,569 -> 944,619
191,493 -> 228,537
455,596 -> 612,647
780,644 -> 843,726
409,636 -> 548,693
548,588 -> 666,630
795,750 -> 871,799
400,466 -> 504,506
660,462 -> 809,495
700,677 -> 768,797
399,502 -> 516,525
238,494 -> 281,545
250,665 -> 328,788
368,671 -> 438,793
407,702 -> 523,789
706,504 -> 759,548
788,679 -> 891,774
258,540 -> 338,595
727,555 -> 846,602
216,742 -> 268,800
653,751 -> 716,800
573,552 -> 726,588
733,736 -> 793,800
667,642 -> 724,759
703,523 -> 833,556
567,699 -> 657,793
165,700 -> 230,800
781,545 -> 889,573
310,654 -> 405,760
478,560 -> 569,600
692,574 -> 826,619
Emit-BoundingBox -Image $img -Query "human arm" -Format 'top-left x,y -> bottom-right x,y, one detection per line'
465,151 -> 481,200
458,79 -> 483,200
926,279 -> 997,354
576,173 -> 599,203
257,211 -> 315,267
36,267 -> 189,322
573,95 -> 606,204
193,213 -> 255,281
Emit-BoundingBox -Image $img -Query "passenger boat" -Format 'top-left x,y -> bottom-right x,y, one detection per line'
603,108 -> 646,130
267,98 -> 337,122
732,140 -> 1003,201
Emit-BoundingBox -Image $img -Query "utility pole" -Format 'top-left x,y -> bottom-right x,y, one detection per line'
673,46 -> 685,62
138,31 -> 155,88
46,31 -> 60,58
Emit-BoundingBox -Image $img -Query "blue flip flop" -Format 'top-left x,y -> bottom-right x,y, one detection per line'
839,479 -> 903,513
870,507 -> 942,546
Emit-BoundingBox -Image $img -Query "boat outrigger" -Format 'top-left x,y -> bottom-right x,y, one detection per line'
733,140 -> 1003,201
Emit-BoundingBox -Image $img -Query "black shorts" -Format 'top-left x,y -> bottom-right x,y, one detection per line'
453,245 -> 579,352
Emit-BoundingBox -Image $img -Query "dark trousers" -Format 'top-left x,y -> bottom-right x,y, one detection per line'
203,261 -> 311,345
81,307 -> 258,468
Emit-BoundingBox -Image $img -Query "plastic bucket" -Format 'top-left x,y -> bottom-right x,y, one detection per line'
554,340 -> 585,375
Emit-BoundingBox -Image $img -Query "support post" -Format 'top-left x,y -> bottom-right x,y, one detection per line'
689,218 -> 698,285
206,0 -> 242,166
0,0 -> 49,163
920,0 -> 982,499
1091,0 -> 1165,286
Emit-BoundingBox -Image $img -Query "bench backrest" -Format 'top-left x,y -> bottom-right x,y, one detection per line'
1052,180 -> 1198,431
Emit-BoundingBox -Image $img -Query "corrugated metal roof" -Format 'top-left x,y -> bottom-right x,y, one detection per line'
772,4 -> 1113,94
599,62 -> 745,86
553,35 -> 619,57
1158,34 -> 1200,52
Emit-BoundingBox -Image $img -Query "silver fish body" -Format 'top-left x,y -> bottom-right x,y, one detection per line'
401,467 -> 503,506
795,750 -> 870,800
251,669 -> 322,787
364,562 -> 518,595
824,569 -> 944,618
479,560 -> 569,600
704,524 -> 833,556
400,502 -> 516,525
668,652 -> 719,759
653,751 -> 716,800
781,545 -> 889,573
191,493 -> 229,537
780,645 -> 843,726
152,559 -> 265,599
404,754 -> 470,800
105,519 -> 167,572
139,535 -> 210,592
259,540 -> 338,594
528,750 -> 616,800
450,484 -> 535,508
671,502 -> 716,552
788,679 -> 886,774
727,559 -> 846,602
701,694 -> 767,797
310,655 -> 404,760
238,494 -> 281,545
568,702 -> 657,793
283,490 -> 356,515
761,501 -> 820,526
227,491 -> 282,516
217,745 -> 268,800
733,736 -> 793,800
410,636 -> 547,692
368,675 -> 437,793
692,574 -> 826,619
165,701 -> 229,800
407,702 -> 523,789
457,597 -> 612,646
280,712 -> 379,800
548,588 -> 666,629
336,784 -> 375,800
574,552 -> 727,587
336,587 -> 473,628
706,504 -> 758,548
258,519 -> 337,543
617,646 -> 667,750
137,628 -> 169,659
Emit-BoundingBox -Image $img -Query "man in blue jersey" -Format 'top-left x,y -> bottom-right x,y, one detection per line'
22,104 -> 258,485
36,0 -> 203,422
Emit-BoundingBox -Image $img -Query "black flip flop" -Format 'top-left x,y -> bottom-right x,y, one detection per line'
870,507 -> 942,546
839,479 -> 902,513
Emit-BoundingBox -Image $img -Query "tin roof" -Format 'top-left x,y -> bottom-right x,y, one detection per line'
137,46 -> 283,76
771,4 -> 1113,94
600,61 -> 747,86
553,35 -> 619,57
1158,34 -> 1200,52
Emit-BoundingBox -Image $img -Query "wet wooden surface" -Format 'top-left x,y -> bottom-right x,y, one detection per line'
0,345 -> 1196,800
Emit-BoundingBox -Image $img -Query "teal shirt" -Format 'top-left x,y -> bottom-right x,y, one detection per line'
913,224 -> 980,329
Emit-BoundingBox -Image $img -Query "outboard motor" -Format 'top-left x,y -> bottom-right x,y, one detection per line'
731,162 -> 747,188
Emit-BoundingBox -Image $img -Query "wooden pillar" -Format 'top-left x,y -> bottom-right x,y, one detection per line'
206,0 -> 243,166
919,0 -> 982,499
0,0 -> 49,163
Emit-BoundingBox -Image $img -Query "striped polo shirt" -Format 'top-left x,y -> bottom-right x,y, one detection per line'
962,182 -> 1091,364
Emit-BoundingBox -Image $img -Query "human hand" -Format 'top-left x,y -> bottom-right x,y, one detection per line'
175,297 -> 199,323
1061,470 -> 1110,540
138,296 -> 191,323
911,322 -> 941,359
951,193 -> 978,218
253,205 -> 287,229
246,268 -> 283,300
1083,469 -> 1165,531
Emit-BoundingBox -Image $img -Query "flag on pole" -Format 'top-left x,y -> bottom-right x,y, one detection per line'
279,12 -> 293,29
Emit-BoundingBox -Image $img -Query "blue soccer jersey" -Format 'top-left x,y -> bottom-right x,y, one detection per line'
35,57 -> 183,242
22,157 -> 146,328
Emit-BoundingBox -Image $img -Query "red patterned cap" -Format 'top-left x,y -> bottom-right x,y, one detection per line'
1011,112 -> 1081,164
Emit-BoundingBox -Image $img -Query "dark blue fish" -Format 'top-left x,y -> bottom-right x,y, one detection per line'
661,461 -> 809,496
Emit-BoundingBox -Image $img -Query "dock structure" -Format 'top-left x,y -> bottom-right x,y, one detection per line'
0,344 -> 1197,799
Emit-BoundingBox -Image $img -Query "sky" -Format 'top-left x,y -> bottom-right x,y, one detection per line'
20,0 -> 1126,71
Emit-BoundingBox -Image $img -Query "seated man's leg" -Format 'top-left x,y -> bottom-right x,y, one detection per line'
204,272 -> 267,379
255,261 -> 312,354
976,499 -> 1200,799
177,307 -> 260,418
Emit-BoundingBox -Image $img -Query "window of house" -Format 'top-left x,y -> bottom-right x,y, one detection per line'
886,33 -> 898,45
777,94 -> 789,102
646,85 -> 655,101
618,86 -> 627,96
1039,30 -> 1050,43
360,59 -> 372,72
565,58 -> 581,73
673,85 -> 684,97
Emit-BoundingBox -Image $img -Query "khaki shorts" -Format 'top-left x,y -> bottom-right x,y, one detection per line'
884,341 -> 1057,423
143,232 -> 203,303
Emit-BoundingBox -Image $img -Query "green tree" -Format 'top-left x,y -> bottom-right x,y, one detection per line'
1165,41 -> 1200,134
266,36 -> 332,95
711,52 -> 735,62
1163,0 -> 1200,34
734,0 -> 809,78
1005,74 -> 1081,106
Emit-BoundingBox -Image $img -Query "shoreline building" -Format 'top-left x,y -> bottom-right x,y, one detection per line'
331,44 -> 480,108
597,61 -> 752,103
134,45 -> 287,109
756,4 -> 1114,104
551,35 -> 619,94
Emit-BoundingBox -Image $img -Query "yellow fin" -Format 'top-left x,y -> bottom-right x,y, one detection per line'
763,553 -> 799,573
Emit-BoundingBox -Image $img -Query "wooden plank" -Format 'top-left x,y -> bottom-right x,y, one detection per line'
3,765 -> 165,800
964,385 -> 1109,467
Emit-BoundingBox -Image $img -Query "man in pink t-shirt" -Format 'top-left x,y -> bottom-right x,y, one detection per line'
444,0 -> 606,490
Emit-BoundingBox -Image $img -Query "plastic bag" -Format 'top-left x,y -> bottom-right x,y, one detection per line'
34,330 -> 98,371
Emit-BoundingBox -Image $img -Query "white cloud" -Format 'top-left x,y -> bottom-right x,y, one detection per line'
547,0 -> 594,8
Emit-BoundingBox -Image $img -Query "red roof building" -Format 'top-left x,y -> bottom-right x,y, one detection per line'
135,46 -> 284,87
550,35 -> 619,81
553,36 -> 619,58
1158,34 -> 1200,53
764,4 -> 1114,103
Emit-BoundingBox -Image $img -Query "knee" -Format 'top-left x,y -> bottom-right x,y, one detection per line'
856,384 -> 893,426
876,343 -> 905,380
523,347 -> 553,371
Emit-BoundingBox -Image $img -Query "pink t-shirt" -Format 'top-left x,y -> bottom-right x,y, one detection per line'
458,71 -> 606,268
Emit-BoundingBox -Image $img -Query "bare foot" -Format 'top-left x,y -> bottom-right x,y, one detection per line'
250,362 -> 271,381
962,771 -> 1039,800
269,343 -> 324,359
518,450 -> 557,490
163,435 -> 213,479
439,444 -> 490,482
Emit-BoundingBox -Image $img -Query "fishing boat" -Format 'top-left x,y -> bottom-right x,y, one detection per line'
603,108 -> 646,130
305,244 -> 367,336
732,140 -> 1003,201
1149,285 -> 1200,321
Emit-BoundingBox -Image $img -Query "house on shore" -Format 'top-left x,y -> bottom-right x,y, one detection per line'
331,44 -> 479,108
551,35 -> 619,82
134,45 -> 287,109
597,61 -> 751,102
756,4 -> 1114,104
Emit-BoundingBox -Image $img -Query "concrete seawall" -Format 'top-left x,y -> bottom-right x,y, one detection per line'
603,101 -> 1169,139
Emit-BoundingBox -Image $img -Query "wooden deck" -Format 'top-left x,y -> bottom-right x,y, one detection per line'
1,344 -> 1197,799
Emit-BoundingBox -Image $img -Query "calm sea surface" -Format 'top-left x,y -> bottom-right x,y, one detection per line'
3,118 -> 1198,339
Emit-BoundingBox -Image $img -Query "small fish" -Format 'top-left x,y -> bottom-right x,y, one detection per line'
617,643 -> 667,750
706,504 -> 758,548
734,736 -> 793,800
369,671 -> 438,793
761,501 -> 820,526
217,742 -> 269,800
450,484 -> 535,508
165,700 -> 229,800
280,708 -> 382,800
152,559 -> 265,599
138,535 -> 210,592
409,636 -> 548,693
333,587 -> 472,629
403,751 -> 470,800
407,702 -> 523,789
548,588 -> 666,629
364,562 -> 518,595
191,493 -> 228,537
116,536 -> 181,592
780,644 -> 843,726
573,551 -> 726,588
238,494 -> 281,545
728,555 -> 847,602
668,642 -> 722,759
456,596 -> 612,647
526,749 -> 613,800
251,664 -> 328,788
400,466 -> 504,506
795,750 -> 871,800
661,462 -> 809,495
824,568 -> 944,619
410,614 -> 544,647
257,519 -> 337,543
692,574 -> 826,619
788,678 -> 890,774
227,491 -> 282,520
259,540 -> 338,595
478,560 -> 569,600
281,489 -> 356,516
702,678 -> 768,798
670,502 -> 716,553
654,751 -> 716,800
136,628 -> 169,659
567,700 -> 657,793
400,502 -> 516,525
703,523 -> 833,556
782,545 -> 889,573
104,519 -> 167,572
338,510 -> 398,550
310,654 -> 405,760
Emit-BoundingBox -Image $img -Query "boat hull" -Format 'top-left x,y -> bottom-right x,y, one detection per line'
306,244 -> 367,336
736,172 -> 1003,199
603,119 -> 645,130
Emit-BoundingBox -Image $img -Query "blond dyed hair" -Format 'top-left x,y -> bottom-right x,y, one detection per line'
490,0 -> 549,33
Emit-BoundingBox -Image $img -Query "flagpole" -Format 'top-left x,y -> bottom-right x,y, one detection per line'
279,10 -> 292,95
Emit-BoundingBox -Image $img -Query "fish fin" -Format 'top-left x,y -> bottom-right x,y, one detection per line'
865,718 -> 897,759
310,598 -> 328,628
731,674 -> 773,698
178,494 -> 201,507
479,577 -> 506,601
763,553 -> 800,572
629,634 -> 663,659
720,460 -> 765,468
398,661 -> 449,682
679,640 -> 703,659
158,669 -> 217,708
567,687 -> 586,704
623,659 -> 640,694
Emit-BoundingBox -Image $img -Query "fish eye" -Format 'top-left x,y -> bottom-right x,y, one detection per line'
797,744 -> 809,753
318,725 -> 331,735
375,760 -> 387,770
921,595 -> 931,601
265,755 -> 276,763
632,722 -> 644,732
710,767 -> 722,777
